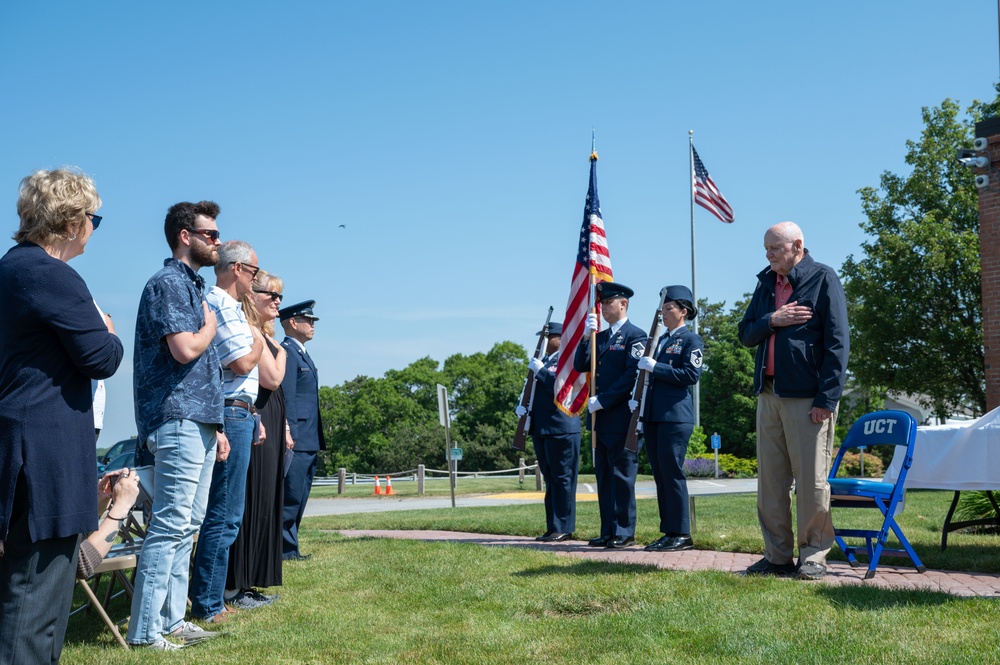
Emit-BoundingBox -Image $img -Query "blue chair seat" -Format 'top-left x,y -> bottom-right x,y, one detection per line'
828,478 -> 895,496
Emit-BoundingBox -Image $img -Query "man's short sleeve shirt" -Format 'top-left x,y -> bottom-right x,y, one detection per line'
205,285 -> 259,403
133,259 -> 223,444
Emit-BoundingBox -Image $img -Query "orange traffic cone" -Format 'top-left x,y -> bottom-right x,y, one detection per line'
373,475 -> 382,495
385,476 -> 396,495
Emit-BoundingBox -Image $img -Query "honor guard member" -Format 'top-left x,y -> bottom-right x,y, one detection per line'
630,285 -> 703,552
516,323 -> 580,542
573,281 -> 645,548
279,300 -> 326,561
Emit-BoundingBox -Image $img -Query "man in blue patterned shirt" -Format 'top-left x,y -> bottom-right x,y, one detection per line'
189,240 -> 264,624
127,201 -> 227,650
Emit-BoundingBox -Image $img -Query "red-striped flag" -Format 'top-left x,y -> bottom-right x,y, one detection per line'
692,145 -> 734,223
554,153 -> 613,416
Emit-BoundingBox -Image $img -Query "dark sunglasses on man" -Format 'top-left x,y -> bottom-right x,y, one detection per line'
190,228 -> 220,242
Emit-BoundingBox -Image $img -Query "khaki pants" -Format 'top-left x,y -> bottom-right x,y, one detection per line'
756,381 -> 836,565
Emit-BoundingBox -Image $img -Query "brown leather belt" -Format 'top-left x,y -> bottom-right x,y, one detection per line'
225,399 -> 256,413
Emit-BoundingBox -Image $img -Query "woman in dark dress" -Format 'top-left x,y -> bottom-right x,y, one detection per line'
226,271 -> 290,607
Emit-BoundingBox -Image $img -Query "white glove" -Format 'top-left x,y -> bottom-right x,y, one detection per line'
588,396 -> 603,412
637,422 -> 643,434
528,357 -> 544,374
515,405 -> 527,417
638,356 -> 657,372
628,399 -> 639,413
584,313 -> 599,334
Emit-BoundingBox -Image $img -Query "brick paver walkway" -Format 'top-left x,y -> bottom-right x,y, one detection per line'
338,529 -> 1000,598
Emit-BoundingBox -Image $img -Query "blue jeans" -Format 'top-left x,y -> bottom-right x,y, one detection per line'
190,405 -> 254,618
126,420 -> 216,645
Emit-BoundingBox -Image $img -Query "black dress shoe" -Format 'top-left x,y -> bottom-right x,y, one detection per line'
644,536 -> 669,552
648,535 -> 693,552
607,536 -> 635,549
542,532 -> 573,543
535,531 -> 555,542
587,536 -> 612,547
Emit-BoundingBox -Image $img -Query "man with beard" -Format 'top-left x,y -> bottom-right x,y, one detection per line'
127,201 -> 227,650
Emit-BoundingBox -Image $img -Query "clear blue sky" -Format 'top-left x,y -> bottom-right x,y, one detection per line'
2,1 -> 997,446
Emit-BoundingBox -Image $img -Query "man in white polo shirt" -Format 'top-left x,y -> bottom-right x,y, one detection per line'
190,240 -> 264,623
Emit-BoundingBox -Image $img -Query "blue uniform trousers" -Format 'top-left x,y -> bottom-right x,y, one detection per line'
593,430 -> 640,538
645,422 -> 693,535
533,433 -> 580,534
283,450 -> 318,556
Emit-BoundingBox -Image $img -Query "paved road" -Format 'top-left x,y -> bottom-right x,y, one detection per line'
304,477 -> 757,516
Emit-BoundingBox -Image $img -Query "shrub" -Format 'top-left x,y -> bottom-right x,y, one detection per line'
691,453 -> 757,478
683,457 -> 717,477
832,449 -> 885,478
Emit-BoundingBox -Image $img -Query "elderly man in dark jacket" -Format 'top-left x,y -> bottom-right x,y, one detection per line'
738,221 -> 849,582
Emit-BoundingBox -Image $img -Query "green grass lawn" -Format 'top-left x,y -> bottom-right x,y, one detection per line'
61,490 -> 1000,663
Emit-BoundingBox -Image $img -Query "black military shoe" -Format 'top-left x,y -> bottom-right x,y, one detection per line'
654,535 -> 693,552
535,531 -> 555,542
587,535 -> 612,547
542,532 -> 572,543
606,536 -> 635,549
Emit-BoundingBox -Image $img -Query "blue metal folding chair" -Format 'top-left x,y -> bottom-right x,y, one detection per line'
828,410 -> 927,579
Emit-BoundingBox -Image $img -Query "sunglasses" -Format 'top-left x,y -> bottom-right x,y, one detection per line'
230,261 -> 260,279
253,289 -> 283,303
85,212 -> 102,230
190,228 -> 221,242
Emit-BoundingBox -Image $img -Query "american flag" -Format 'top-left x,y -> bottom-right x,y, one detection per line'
692,145 -> 734,223
554,154 -> 613,416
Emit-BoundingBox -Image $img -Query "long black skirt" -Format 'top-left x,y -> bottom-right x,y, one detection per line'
227,383 -> 285,589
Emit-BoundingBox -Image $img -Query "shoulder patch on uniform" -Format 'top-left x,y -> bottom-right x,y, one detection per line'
631,341 -> 645,359
690,348 -> 703,368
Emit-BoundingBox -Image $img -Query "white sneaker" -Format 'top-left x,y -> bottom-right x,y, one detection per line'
171,621 -> 219,644
134,637 -> 185,650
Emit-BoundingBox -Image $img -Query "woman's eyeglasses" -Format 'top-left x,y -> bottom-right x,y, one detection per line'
86,212 -> 102,230
253,289 -> 282,303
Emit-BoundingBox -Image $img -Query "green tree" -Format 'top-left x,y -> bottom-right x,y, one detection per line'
841,92 -> 1000,419
319,342 -> 531,474
443,340 -> 527,466
698,297 -> 758,459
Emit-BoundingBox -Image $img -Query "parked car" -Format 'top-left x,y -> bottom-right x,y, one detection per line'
97,438 -> 137,474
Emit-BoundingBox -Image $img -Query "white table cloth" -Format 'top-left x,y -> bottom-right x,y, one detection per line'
883,406 -> 1000,490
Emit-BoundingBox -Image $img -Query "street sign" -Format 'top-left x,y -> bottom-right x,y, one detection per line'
449,447 -> 463,461
711,433 -> 721,450
436,384 -> 449,427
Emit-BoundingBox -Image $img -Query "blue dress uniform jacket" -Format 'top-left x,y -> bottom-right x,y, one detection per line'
280,339 -> 326,452
642,326 -> 703,424
529,352 -> 580,534
641,325 -> 703,536
573,320 -> 646,432
530,353 -> 581,436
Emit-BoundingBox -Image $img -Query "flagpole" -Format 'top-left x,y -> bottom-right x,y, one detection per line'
689,131 -> 701,428
589,129 -> 599,462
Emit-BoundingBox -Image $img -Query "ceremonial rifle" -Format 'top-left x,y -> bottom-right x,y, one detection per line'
512,306 -> 554,451
624,293 -> 667,452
